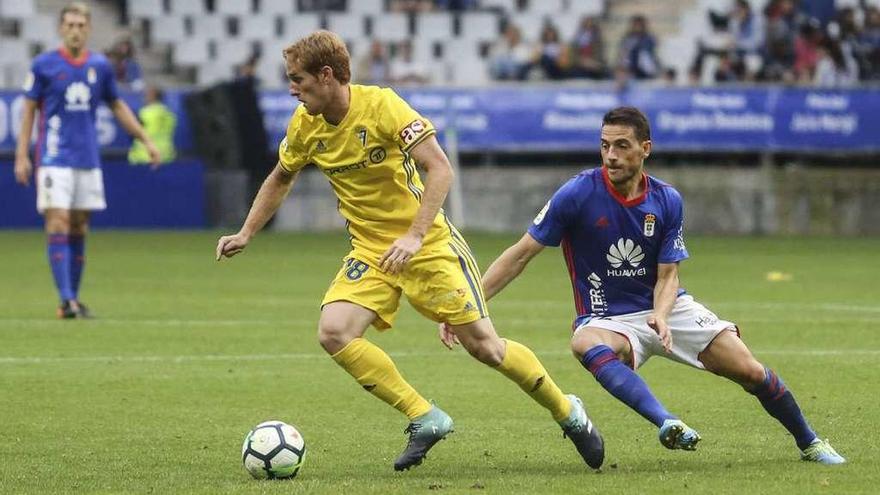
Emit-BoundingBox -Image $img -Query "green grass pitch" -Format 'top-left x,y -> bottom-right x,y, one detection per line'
1,231 -> 878,494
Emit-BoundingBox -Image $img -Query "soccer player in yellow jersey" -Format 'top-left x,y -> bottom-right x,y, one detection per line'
216,31 -> 604,471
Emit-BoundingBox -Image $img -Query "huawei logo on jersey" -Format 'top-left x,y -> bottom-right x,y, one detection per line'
65,82 -> 91,111
607,238 -> 644,268
606,238 -> 647,277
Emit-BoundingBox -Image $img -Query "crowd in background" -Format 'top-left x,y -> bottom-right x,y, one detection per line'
299,0 -> 479,11
691,0 -> 880,86
484,0 -> 880,87
103,0 -> 880,88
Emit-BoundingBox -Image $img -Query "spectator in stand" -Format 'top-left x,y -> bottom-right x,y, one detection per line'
389,40 -> 431,85
729,0 -> 764,79
829,7 -> 870,81
731,0 -> 765,55
569,16 -> 607,79
760,0 -> 800,82
106,36 -> 143,91
714,51 -> 743,83
690,7 -> 734,84
488,23 -> 532,80
793,19 -> 825,82
814,37 -> 858,87
533,21 -> 569,80
861,8 -> 880,80
618,15 -> 661,80
356,40 -> 391,85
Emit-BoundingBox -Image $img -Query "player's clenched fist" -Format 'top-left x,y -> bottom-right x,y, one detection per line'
216,233 -> 251,260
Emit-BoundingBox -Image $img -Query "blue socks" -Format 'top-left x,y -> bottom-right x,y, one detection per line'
583,347 -> 818,450
749,367 -> 817,450
47,233 -> 87,303
48,234 -> 74,302
69,234 -> 85,300
581,345 -> 676,426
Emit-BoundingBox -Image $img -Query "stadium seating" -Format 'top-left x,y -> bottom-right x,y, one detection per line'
0,0 -> 35,18
372,13 -> 411,43
128,0 -> 163,19
416,12 -> 453,41
0,0 -> 614,89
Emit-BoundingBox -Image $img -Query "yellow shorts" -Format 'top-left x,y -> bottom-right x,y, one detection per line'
321,239 -> 488,330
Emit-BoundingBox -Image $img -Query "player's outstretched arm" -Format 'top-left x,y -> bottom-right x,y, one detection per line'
482,233 -> 545,301
648,262 -> 680,353
110,98 -> 161,168
379,135 -> 452,274
13,98 -> 38,186
216,164 -> 299,261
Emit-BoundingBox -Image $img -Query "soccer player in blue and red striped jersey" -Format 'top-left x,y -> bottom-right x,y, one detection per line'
14,2 -> 159,318
443,106 -> 845,465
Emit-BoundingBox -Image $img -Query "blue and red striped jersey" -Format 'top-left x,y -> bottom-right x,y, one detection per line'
23,47 -> 119,169
528,167 -> 689,328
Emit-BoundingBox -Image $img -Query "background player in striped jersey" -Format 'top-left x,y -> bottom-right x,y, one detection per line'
216,30 -> 604,471
445,106 -> 845,465
14,2 -> 160,318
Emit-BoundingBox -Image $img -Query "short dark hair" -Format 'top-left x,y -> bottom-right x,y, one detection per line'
602,107 -> 651,142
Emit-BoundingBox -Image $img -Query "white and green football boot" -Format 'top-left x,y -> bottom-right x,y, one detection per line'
393,405 -> 454,471
801,439 -> 846,465
559,394 -> 605,469
659,419 -> 701,450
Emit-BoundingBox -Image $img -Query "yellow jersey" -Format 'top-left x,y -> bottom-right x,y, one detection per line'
278,85 -> 453,260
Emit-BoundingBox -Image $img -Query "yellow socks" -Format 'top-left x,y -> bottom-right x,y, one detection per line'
331,338 -> 432,420
495,339 -> 571,422
331,337 -> 569,422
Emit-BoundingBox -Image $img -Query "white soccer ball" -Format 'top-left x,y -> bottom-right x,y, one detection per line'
241,420 -> 306,479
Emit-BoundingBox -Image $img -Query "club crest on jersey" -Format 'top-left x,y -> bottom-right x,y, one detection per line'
315,140 -> 326,153
356,127 -> 367,147
643,213 -> 656,237
64,82 -> 91,111
87,67 -> 97,84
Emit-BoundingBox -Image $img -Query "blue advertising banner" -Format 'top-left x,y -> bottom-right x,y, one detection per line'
0,160 -> 205,228
771,89 -> 880,151
2,86 -> 879,154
